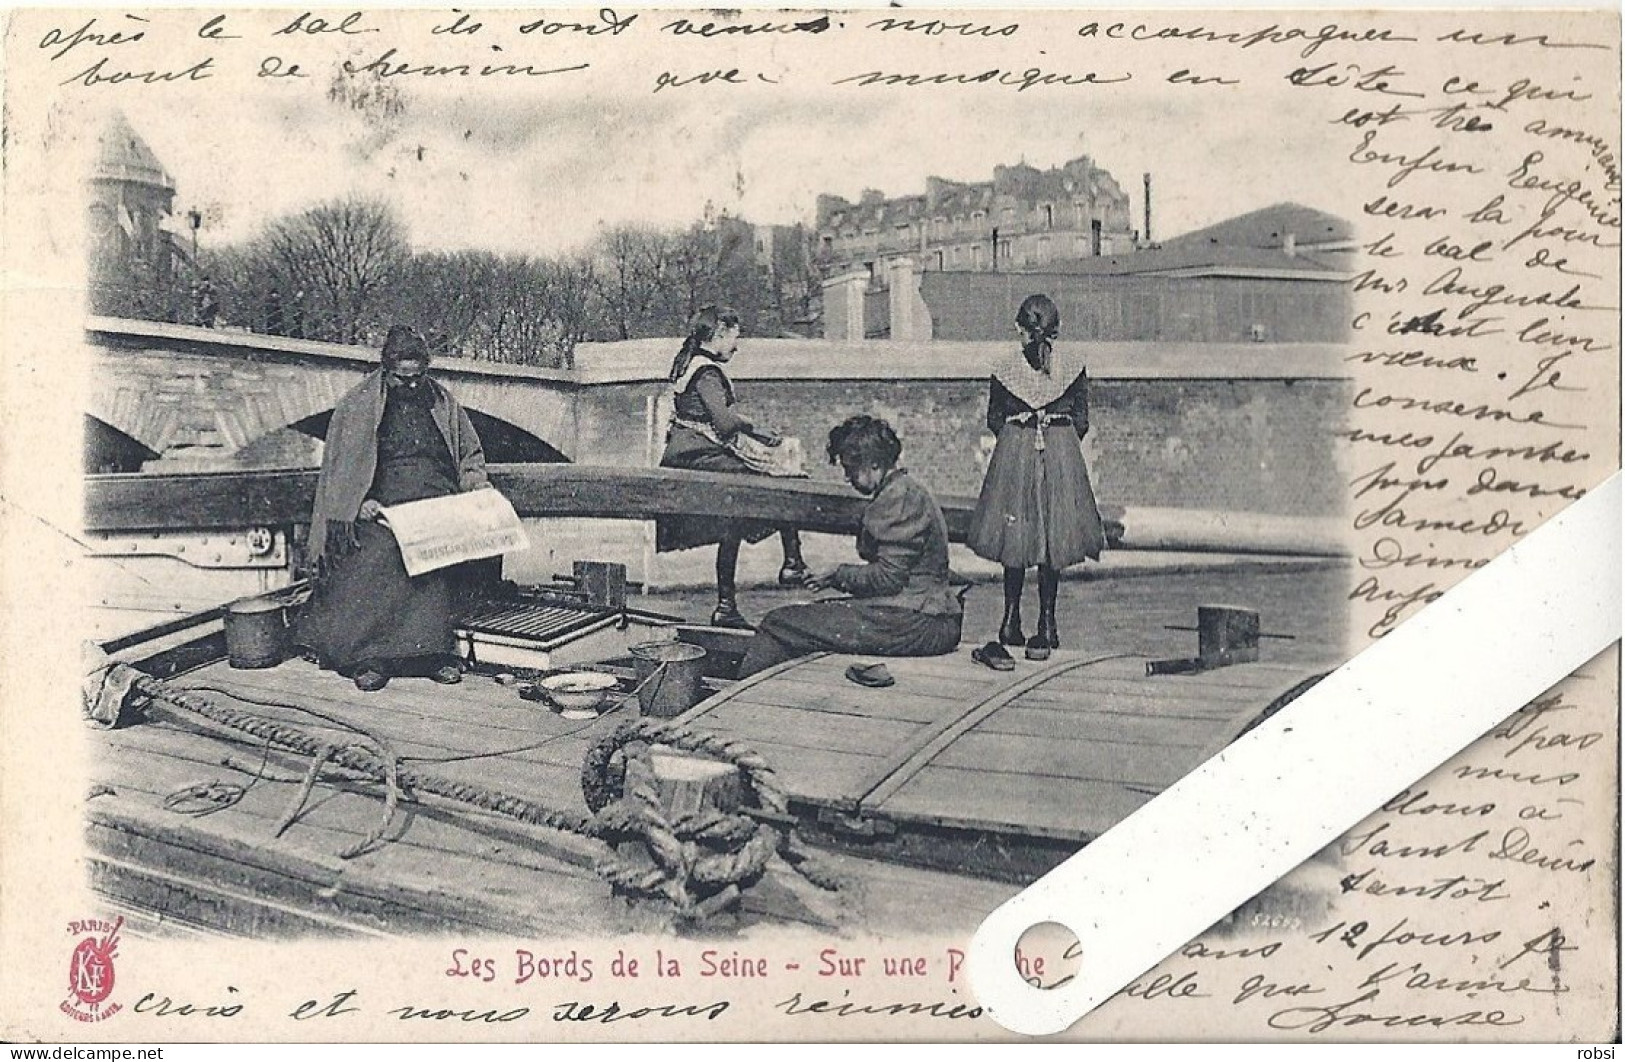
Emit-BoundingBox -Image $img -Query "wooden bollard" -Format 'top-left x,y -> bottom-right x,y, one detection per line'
573,561 -> 628,609
1198,605 -> 1260,664
647,751 -> 742,816
615,752 -> 743,879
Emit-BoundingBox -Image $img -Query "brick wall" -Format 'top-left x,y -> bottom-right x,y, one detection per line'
737,376 -> 1347,516
920,272 -> 1350,344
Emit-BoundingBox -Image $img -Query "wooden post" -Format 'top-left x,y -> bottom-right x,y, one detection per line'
613,751 -> 743,912
1198,605 -> 1260,663
572,561 -> 627,609
648,752 -> 741,816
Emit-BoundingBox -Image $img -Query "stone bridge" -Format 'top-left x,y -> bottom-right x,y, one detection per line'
85,316 -> 1352,520
83,316 -> 1351,600
86,317 -> 588,473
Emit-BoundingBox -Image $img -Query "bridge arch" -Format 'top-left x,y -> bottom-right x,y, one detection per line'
84,415 -> 159,474
86,321 -> 589,468
286,407 -> 569,465
85,388 -> 178,459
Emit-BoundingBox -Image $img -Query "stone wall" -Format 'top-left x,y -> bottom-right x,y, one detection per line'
733,376 -> 1346,516
573,339 -> 1351,518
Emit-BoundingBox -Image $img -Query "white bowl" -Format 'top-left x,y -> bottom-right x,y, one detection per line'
537,671 -> 620,717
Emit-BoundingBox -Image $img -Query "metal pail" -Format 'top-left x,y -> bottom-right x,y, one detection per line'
224,597 -> 289,669
629,641 -> 707,718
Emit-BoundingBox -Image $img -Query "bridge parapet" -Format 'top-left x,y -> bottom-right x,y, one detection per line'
572,336 -> 1349,383
84,317 -> 1349,520
86,317 -> 587,470
577,336 -> 1352,518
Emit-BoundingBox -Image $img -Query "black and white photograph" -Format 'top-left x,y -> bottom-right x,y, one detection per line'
2,5 -> 1618,1044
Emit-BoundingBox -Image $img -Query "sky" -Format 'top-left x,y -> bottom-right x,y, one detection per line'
73,14 -> 1354,262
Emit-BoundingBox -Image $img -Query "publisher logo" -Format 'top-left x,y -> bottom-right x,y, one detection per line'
61,916 -> 123,1023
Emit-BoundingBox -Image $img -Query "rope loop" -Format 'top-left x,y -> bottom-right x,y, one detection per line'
119,667 -> 838,926
580,718 -> 839,922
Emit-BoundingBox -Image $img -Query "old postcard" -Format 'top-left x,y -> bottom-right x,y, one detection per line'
0,5 -> 1617,1044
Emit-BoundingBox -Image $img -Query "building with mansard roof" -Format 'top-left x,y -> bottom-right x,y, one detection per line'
814,155 -> 1137,285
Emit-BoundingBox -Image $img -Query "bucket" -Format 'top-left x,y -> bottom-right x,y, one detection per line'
629,641 -> 707,718
224,597 -> 289,669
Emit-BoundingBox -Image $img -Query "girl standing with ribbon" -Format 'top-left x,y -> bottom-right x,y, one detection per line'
968,294 -> 1106,665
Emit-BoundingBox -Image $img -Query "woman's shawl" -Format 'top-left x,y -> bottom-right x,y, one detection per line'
671,351 -> 734,404
308,370 -> 489,571
991,343 -> 1088,411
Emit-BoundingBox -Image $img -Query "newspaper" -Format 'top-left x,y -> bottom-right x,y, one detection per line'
377,490 -> 529,577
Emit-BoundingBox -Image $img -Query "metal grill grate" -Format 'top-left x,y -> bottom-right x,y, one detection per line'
459,600 -> 607,646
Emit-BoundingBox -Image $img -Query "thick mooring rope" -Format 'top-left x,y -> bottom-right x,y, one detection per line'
580,720 -> 844,918
120,669 -> 838,923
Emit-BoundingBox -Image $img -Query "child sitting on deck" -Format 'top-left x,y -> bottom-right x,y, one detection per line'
735,416 -> 963,678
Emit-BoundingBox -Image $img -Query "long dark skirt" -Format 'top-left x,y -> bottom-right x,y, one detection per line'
656,426 -> 777,552
737,601 -> 963,677
968,423 -> 1106,569
295,521 -> 458,674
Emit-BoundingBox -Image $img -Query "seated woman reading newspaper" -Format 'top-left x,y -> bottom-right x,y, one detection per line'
296,325 -> 491,692
736,416 -> 963,679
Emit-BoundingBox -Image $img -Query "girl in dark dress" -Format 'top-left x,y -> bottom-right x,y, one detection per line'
656,305 -> 806,630
737,416 -> 963,677
967,294 -> 1106,662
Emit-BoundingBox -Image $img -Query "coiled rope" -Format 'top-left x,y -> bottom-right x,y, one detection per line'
112,666 -> 838,923
581,720 -> 843,921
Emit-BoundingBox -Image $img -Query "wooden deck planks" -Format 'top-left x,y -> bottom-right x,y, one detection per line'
675,648 -> 1308,833
1015,687 -> 1251,719
93,722 -> 605,879
678,702 -> 926,758
730,673 -> 994,717
183,659 -> 573,736
130,690 -> 620,811
974,704 -> 1211,747
92,718 -> 856,934
875,767 -> 1154,841
87,755 -> 621,937
127,642 -> 1323,908
173,663 -> 643,777
728,680 -> 956,722
932,731 -> 1198,788
1041,673 -> 1273,707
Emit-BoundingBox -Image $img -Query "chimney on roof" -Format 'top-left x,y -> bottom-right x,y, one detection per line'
1283,232 -> 1297,257
1142,173 -> 1152,245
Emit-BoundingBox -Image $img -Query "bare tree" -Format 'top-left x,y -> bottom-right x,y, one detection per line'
265,197 -> 410,344
669,222 -> 722,322
536,255 -> 597,367
592,225 -> 676,341
768,223 -> 823,335
390,250 -> 500,355
184,197 -> 799,364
